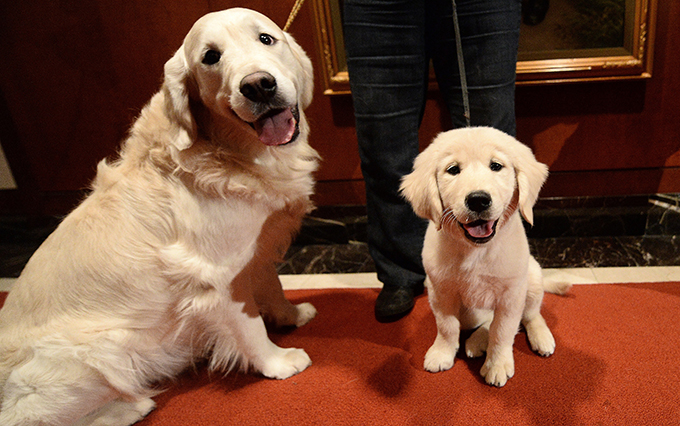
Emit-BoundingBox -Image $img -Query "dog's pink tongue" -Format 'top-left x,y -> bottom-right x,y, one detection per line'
464,220 -> 494,238
254,108 -> 296,146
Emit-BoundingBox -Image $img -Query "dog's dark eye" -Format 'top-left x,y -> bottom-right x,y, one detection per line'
490,161 -> 503,172
446,164 -> 461,175
202,49 -> 221,65
259,33 -> 275,45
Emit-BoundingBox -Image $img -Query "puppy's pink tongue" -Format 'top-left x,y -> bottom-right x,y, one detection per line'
464,220 -> 494,238
254,108 -> 295,146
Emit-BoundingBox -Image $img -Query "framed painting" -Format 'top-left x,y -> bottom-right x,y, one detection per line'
311,0 -> 657,94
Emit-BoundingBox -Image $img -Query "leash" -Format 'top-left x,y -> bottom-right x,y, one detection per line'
283,0 -> 306,32
433,1 -> 470,230
451,0 -> 471,127
282,0 -> 469,127
281,0 -> 468,125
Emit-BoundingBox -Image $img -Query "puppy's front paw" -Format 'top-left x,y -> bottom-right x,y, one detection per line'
424,341 -> 458,373
480,355 -> 514,387
465,326 -> 489,358
528,328 -> 555,356
294,302 -> 317,327
524,316 -> 556,356
260,347 -> 312,380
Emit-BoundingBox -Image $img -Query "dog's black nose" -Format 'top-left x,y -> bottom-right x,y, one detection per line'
466,191 -> 492,212
239,72 -> 277,103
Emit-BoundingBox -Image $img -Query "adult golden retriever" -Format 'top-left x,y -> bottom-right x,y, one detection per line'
0,8 -> 318,425
401,127 -> 569,387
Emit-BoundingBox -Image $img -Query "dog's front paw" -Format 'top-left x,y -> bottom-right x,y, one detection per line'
524,315 -> 556,356
465,326 -> 489,358
261,302 -> 317,328
528,328 -> 555,356
480,355 -> 514,387
260,347 -> 312,380
294,302 -> 317,327
424,341 -> 458,373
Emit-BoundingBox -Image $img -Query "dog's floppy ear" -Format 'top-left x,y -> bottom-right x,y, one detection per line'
283,32 -> 314,110
512,141 -> 548,225
162,48 -> 197,151
400,144 -> 444,227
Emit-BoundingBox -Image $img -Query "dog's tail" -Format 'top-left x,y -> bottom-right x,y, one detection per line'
543,278 -> 572,295
530,256 -> 571,295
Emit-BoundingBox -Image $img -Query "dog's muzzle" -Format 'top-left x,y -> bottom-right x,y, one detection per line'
239,72 -> 300,146
460,219 -> 498,244
459,190 -> 497,244
252,105 -> 300,146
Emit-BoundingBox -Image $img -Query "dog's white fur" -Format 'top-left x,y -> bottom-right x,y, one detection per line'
0,8 -> 319,425
401,127 -> 569,387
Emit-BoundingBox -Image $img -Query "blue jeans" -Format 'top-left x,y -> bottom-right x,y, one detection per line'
344,0 -> 521,290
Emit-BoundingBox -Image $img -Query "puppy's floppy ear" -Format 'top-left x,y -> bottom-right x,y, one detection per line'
162,48 -> 197,151
400,145 -> 444,227
512,140 -> 548,225
283,32 -> 314,110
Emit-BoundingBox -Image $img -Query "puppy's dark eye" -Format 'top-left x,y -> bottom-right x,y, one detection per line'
202,49 -> 221,65
490,161 -> 504,172
259,33 -> 275,45
446,164 -> 461,175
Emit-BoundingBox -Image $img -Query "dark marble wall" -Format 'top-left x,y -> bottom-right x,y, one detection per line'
1,195 -> 678,277
279,194 -> 680,274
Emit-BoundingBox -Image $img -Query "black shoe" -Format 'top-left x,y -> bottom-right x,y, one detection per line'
374,284 -> 424,323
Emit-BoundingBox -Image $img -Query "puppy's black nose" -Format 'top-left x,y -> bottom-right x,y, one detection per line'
239,72 -> 277,103
466,191 -> 492,212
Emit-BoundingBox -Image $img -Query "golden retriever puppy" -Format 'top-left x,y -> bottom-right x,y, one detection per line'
0,8 -> 318,425
401,127 -> 569,387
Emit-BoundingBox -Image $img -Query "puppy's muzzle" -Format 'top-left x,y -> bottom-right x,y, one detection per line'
466,191 -> 492,213
460,191 -> 498,244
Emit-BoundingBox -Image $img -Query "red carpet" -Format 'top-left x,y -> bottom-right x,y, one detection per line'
2,283 -> 680,425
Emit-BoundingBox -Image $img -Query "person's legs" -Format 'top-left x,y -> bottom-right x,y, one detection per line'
344,0 -> 429,321
429,0 -> 521,136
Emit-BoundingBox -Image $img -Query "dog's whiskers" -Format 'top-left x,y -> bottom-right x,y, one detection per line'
439,208 -> 458,231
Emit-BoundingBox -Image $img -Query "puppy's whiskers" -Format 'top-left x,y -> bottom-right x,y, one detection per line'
438,207 -> 458,232
434,169 -> 458,232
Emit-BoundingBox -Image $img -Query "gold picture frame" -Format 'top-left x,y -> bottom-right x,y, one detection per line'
311,0 -> 657,95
